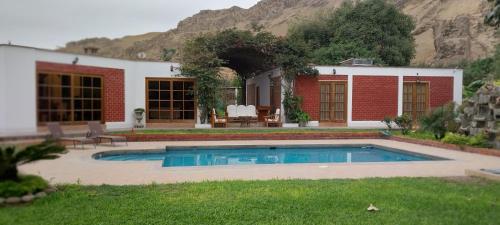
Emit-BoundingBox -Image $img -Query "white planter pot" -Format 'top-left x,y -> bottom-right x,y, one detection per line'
282,123 -> 299,128
195,124 -> 212,129
307,121 -> 320,127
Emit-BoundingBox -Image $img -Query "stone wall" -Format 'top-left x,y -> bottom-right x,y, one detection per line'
459,82 -> 500,148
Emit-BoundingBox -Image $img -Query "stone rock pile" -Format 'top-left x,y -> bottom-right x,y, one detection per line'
459,82 -> 500,148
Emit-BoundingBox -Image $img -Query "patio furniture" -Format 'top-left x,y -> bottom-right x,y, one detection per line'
227,105 -> 239,122
46,122 -> 96,149
88,121 -> 128,146
211,108 -> 227,128
265,108 -> 282,127
245,105 -> 258,122
239,116 -> 252,127
226,105 -> 259,124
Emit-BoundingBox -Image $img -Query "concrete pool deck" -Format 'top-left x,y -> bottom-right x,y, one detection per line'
19,139 -> 500,185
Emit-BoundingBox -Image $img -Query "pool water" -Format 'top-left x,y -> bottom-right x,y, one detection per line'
95,145 -> 442,167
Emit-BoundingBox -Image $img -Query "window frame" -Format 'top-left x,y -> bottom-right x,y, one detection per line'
145,78 -> 196,123
36,71 -> 104,125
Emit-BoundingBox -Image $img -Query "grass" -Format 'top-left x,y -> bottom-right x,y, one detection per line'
116,128 -> 379,135
1,178 -> 499,225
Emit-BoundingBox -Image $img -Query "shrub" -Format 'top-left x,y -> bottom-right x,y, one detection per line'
468,133 -> 492,148
394,114 -> 413,135
420,103 -> 458,139
442,133 -> 470,146
0,175 -> 48,197
381,116 -> 393,130
442,132 -> 492,148
0,141 -> 66,181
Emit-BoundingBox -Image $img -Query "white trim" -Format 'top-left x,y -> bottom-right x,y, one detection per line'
348,121 -> 387,128
453,70 -> 463,104
315,66 -> 460,77
347,74 -> 353,126
397,75 -> 404,116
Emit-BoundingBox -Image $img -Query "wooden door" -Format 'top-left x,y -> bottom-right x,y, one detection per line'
320,81 -> 347,123
403,82 -> 429,122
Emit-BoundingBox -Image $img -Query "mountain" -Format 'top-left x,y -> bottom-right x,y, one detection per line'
58,0 -> 499,66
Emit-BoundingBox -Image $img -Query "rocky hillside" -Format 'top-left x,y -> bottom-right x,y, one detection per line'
59,0 -> 498,65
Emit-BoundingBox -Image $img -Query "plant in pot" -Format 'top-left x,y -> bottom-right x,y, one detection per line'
296,111 -> 311,127
134,108 -> 145,128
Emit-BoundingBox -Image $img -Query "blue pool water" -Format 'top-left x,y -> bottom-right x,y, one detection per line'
95,145 -> 442,167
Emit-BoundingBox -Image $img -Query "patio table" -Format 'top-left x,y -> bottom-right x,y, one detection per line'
239,116 -> 252,127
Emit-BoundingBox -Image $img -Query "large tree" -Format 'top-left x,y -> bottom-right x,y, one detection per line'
180,29 -> 316,123
288,0 -> 416,66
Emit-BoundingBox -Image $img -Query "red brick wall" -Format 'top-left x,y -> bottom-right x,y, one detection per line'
404,76 -> 454,108
294,75 -> 348,120
36,61 -> 125,122
352,76 -> 398,121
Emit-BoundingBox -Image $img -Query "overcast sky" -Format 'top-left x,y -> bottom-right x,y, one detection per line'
0,0 -> 260,49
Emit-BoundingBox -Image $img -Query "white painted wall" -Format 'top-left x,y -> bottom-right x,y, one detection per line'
0,45 -> 181,135
246,68 -> 281,107
0,47 -> 6,134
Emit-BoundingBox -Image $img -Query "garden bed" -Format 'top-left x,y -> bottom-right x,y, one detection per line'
390,136 -> 500,157
120,131 -> 381,142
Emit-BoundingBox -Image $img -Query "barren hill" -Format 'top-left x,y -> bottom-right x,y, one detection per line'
59,0 -> 498,65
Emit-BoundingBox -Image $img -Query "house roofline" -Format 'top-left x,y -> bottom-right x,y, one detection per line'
0,44 -> 178,64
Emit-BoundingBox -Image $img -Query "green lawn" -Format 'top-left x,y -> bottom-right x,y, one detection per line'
116,128 -> 378,135
1,178 -> 499,225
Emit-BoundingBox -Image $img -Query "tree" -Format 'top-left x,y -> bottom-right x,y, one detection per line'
180,29 -> 317,123
289,0 -> 416,66
485,0 -> 500,27
0,141 -> 66,181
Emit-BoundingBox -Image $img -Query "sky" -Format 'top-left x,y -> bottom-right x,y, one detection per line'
0,0 -> 261,49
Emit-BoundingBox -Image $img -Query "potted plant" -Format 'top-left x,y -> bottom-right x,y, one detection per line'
134,108 -> 145,128
296,111 -> 311,127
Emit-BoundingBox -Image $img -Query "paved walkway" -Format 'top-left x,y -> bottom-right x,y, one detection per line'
20,139 -> 500,185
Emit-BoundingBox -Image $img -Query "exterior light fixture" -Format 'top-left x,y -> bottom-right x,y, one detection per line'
170,65 -> 181,72
416,72 -> 421,84
72,57 -> 79,65
332,69 -> 337,75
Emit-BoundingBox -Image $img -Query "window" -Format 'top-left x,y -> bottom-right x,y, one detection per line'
146,79 -> 195,122
320,81 -> 347,122
403,82 -> 429,121
37,73 -> 102,123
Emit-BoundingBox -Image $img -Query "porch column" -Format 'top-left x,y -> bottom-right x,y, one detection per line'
397,75 -> 404,116
347,74 -> 353,126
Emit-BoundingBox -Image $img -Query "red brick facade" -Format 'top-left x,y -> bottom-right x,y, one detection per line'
294,75 -> 348,120
404,76 -> 454,108
36,61 -> 125,122
352,76 -> 399,121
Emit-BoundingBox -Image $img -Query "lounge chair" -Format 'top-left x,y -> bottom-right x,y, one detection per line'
265,108 -> 282,127
211,108 -> 227,128
46,122 -> 96,149
88,121 -> 128,146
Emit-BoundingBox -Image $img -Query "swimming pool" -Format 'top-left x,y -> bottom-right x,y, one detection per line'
94,145 -> 445,167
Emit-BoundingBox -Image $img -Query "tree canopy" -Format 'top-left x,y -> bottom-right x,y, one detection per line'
181,29 -> 315,123
288,0 -> 416,66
